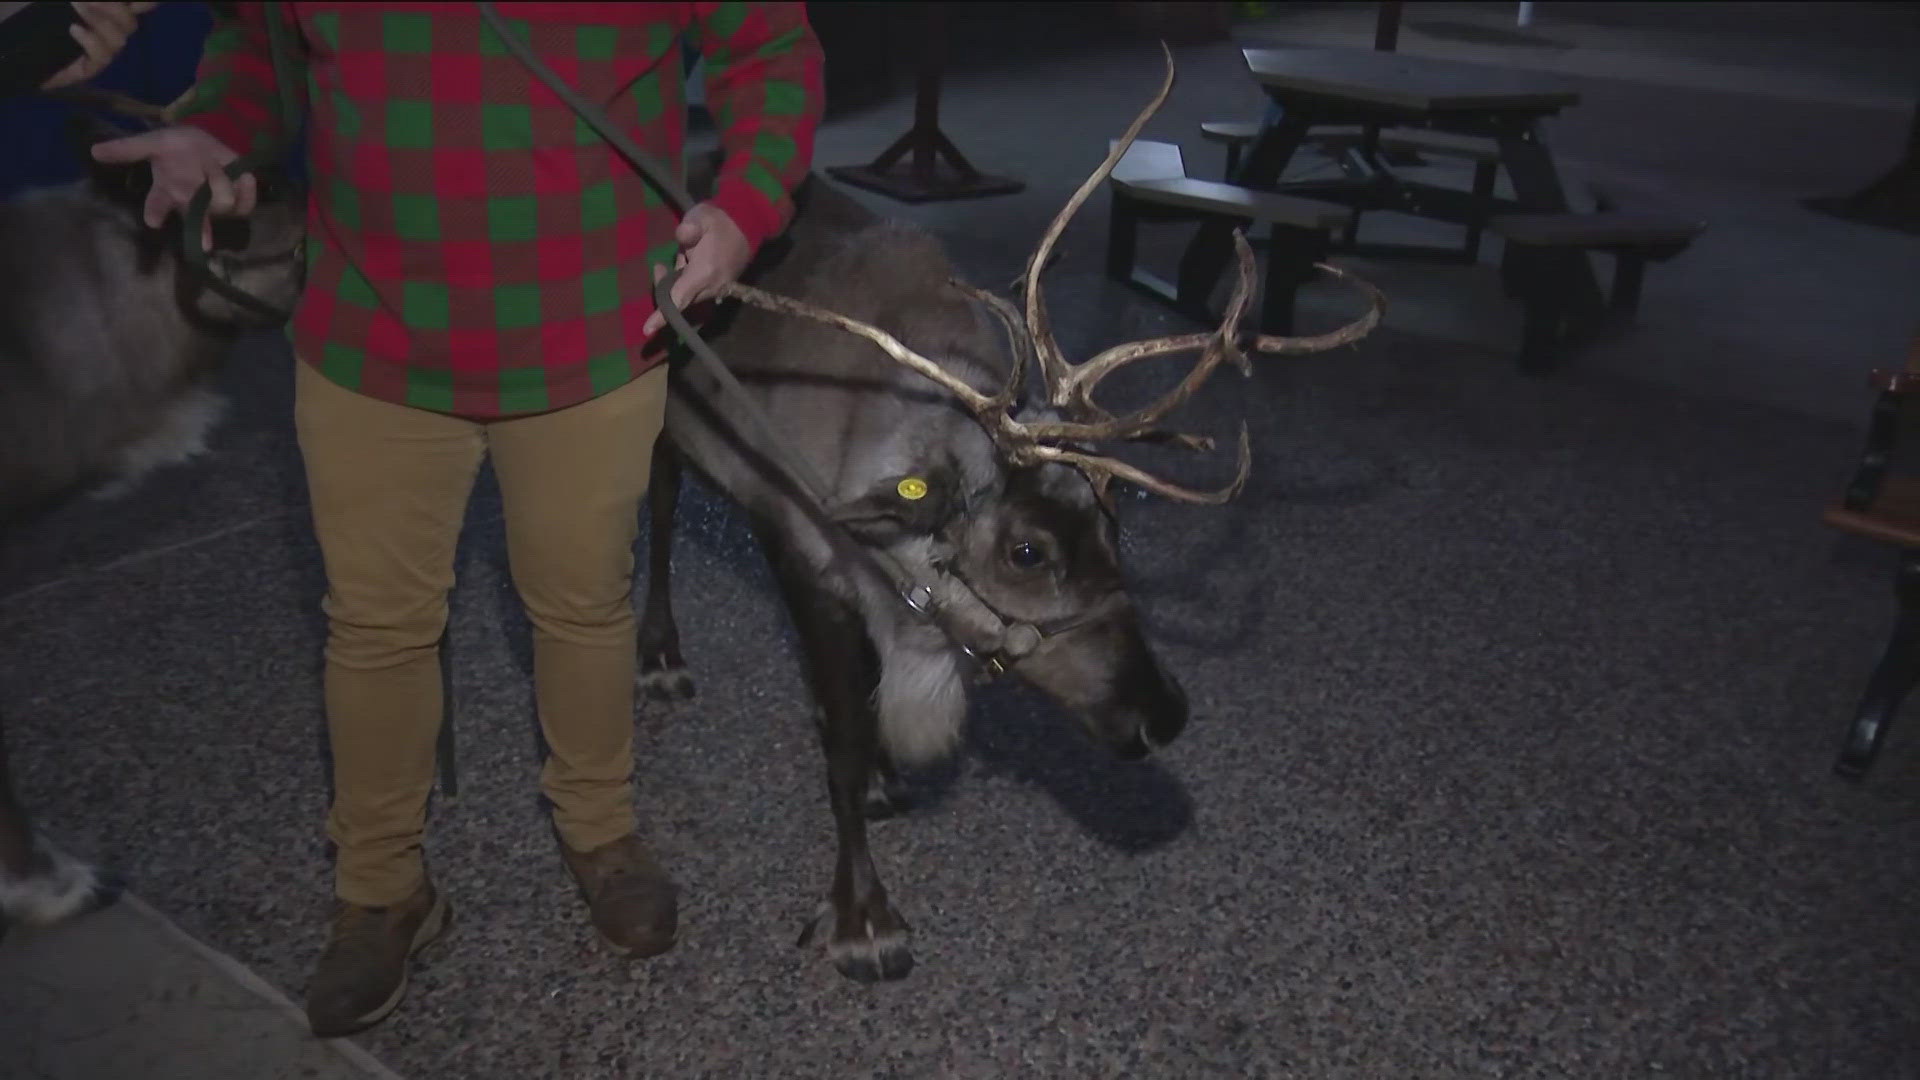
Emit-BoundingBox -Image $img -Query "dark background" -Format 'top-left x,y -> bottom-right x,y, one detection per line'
0,1 -> 1237,198
0,0 -> 211,198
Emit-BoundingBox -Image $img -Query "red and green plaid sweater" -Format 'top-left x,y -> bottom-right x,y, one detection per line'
179,2 -> 823,417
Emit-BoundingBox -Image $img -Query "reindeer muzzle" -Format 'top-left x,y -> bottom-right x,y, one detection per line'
927,568 -> 1131,684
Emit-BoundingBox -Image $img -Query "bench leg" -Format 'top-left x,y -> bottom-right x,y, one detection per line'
1259,225 -> 1330,336
1224,144 -> 1242,179
1844,388 -> 1903,511
1175,213 -> 1256,322
1837,551 -> 1920,779
1106,193 -> 1139,283
1102,194 -> 1216,322
1503,246 -> 1567,375
1463,160 -> 1497,260
1610,254 -> 1648,317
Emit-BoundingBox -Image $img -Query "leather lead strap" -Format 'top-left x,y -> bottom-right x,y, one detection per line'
474,2 -> 1038,668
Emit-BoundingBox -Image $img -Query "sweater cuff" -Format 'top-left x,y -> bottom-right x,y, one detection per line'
707,175 -> 788,259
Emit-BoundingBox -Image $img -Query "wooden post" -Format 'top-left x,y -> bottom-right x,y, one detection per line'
1374,1 -> 1403,51
825,2 -> 1023,203
1363,3 -> 1405,166
1803,91 -> 1920,235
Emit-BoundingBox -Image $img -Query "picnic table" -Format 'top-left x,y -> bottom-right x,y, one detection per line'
1175,45 -> 1605,322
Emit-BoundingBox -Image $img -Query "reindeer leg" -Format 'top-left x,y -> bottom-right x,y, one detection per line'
863,750 -> 915,821
0,711 -> 38,883
637,436 -> 695,702
0,707 -> 118,934
761,540 -> 914,983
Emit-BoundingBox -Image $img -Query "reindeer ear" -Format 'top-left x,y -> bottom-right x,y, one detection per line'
833,462 -> 960,545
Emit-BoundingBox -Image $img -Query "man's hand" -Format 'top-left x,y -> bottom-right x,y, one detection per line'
643,202 -> 751,338
90,125 -> 254,249
37,2 -> 156,91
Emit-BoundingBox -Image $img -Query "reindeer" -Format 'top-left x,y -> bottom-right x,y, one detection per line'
0,106 -> 306,936
637,52 -> 1383,982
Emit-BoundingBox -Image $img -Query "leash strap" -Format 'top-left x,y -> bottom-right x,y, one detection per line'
472,5 -> 843,502
176,0 -> 303,321
161,2 -> 1049,669
475,2 -> 999,644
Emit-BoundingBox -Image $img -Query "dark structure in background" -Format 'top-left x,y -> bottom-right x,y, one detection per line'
0,2 -> 1239,199
805,0 -> 1234,119
0,2 -> 211,199
1806,92 -> 1920,237
821,2 -> 1025,203
0,1 -> 87,97
1823,330 -> 1920,779
804,1 -> 905,117
810,1 -> 1233,202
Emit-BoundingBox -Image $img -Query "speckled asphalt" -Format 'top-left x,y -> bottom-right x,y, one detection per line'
3,6 -> 1918,1079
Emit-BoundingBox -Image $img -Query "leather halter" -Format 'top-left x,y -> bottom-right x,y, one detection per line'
825,479 -> 1132,683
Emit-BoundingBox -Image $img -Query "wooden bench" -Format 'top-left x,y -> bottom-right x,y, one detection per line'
1315,127 -> 1500,166
1200,120 -> 1353,173
1488,210 -> 1705,373
1199,120 -> 1264,176
1200,119 -> 1496,165
1200,120 -> 1505,256
1824,331 -> 1920,778
1322,129 -> 1503,256
1105,139 -> 1354,334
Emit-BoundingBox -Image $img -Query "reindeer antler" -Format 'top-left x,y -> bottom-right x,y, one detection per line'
715,44 -> 1384,505
1020,43 -> 1180,403
950,278 -> 1034,414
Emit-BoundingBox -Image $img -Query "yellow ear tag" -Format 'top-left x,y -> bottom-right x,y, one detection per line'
897,476 -> 929,501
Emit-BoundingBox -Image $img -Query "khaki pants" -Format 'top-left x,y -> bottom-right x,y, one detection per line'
292,359 -> 669,907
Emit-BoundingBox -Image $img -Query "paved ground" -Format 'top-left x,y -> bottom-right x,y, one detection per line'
3,3 -> 1918,1079
0,896 -> 398,1080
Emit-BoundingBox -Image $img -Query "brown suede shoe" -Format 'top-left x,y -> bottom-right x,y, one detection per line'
560,834 -> 678,958
304,880 -> 449,1038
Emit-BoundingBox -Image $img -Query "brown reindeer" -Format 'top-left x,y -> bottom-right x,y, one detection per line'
0,111 -> 305,934
639,50 -> 1382,982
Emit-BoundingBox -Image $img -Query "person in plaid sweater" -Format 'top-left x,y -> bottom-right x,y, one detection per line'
92,2 -> 823,1037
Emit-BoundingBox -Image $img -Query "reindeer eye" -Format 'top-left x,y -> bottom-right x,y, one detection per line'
1008,542 -> 1046,569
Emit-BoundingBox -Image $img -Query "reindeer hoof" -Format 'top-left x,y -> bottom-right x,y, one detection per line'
0,847 -> 123,928
796,898 -> 915,983
861,775 -> 915,821
637,663 -> 696,703
861,788 -> 907,821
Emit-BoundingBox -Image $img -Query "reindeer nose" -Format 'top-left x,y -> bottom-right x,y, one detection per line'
1110,671 -> 1186,761
1142,670 -> 1189,748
